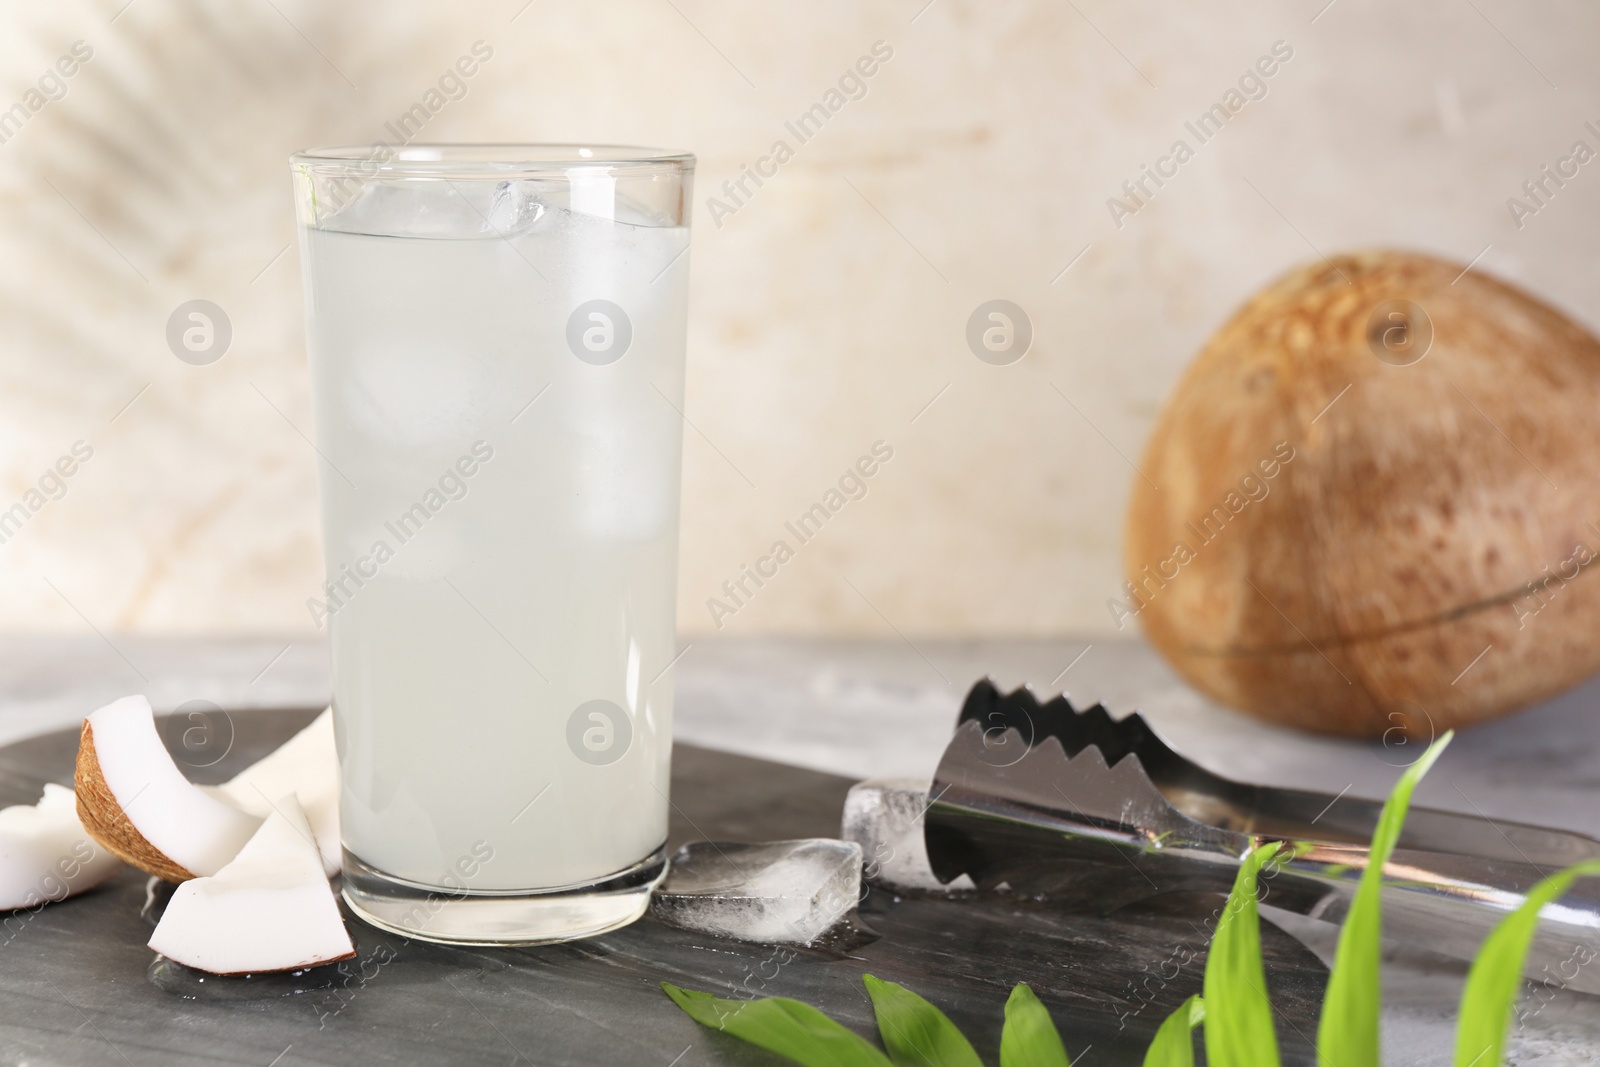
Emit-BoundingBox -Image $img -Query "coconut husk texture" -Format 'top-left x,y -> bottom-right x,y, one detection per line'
1124,250 -> 1600,737
75,720 -> 197,882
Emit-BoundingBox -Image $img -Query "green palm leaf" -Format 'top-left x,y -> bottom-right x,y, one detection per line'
998,982 -> 1072,1067
862,974 -> 982,1067
1143,995 -> 1204,1066
662,982 -> 893,1066
1317,733 -> 1452,1067
1453,860 -> 1600,1067
1204,841 -> 1283,1067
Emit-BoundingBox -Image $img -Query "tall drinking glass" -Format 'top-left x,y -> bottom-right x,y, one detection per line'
290,145 -> 693,944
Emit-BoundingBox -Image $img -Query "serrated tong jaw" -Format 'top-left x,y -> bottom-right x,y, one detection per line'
926,679 -> 1600,993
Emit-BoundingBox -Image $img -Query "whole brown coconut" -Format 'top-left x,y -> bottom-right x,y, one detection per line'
1124,250 -> 1600,737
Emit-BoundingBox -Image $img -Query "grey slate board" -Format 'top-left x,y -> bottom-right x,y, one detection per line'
0,708 -> 1327,1065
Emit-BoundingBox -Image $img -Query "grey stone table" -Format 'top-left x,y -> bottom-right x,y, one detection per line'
1,634 -> 1597,1064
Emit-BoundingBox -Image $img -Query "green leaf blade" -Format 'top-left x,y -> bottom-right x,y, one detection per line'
1453,860 -> 1600,1067
999,982 -> 1072,1067
1204,842 -> 1283,1067
1142,995 -> 1204,1067
861,974 -> 981,1067
1317,732 -> 1453,1067
663,982 -> 894,1067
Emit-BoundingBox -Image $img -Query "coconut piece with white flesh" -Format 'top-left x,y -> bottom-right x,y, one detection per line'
218,708 -> 340,876
0,783 -> 122,910
148,794 -> 355,975
76,695 -> 263,882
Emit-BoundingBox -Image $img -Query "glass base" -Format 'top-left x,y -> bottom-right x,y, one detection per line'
341,846 -> 668,946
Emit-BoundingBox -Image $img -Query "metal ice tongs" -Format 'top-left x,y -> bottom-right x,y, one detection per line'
925,680 -> 1600,993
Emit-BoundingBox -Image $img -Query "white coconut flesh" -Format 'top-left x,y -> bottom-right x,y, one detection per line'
0,784 -> 122,910
219,707 -> 340,876
147,795 -> 355,975
83,695 -> 262,878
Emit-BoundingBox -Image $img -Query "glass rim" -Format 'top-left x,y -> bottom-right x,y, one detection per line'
292,143 -> 695,177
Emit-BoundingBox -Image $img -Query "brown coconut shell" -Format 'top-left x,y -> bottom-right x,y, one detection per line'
1125,250 -> 1600,737
75,720 -> 198,882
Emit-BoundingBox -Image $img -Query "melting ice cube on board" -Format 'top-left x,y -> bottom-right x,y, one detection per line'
841,778 -> 976,895
651,839 -> 862,946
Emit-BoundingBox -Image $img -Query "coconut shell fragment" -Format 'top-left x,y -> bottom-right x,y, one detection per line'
76,721 -> 197,882
73,695 -> 262,882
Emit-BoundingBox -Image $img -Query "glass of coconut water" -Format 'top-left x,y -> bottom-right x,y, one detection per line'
290,145 -> 693,944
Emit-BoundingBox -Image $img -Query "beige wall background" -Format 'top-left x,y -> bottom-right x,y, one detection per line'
0,0 -> 1594,638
